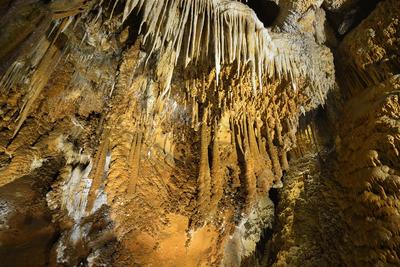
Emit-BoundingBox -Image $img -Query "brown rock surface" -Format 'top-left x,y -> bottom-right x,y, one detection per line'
0,0 -> 399,266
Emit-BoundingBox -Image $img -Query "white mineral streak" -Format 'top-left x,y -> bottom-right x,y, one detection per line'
56,241 -> 69,264
53,138 -> 110,262
30,156 -> 47,171
222,195 -> 274,265
61,160 -> 93,243
63,162 -> 93,222
121,0 -> 334,95
58,136 -> 109,217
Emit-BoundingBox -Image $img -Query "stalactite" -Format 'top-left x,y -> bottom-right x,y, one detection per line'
198,107 -> 211,217
266,124 -> 282,183
192,96 -> 199,130
256,118 -> 272,167
285,118 -> 297,145
236,118 -> 244,154
242,114 -> 257,209
210,120 -> 224,215
230,114 -> 241,187
248,117 -> 261,168
274,114 -> 289,170
12,43 -> 62,138
128,131 -> 143,194
0,61 -> 24,93
121,0 -> 334,95
247,115 -> 273,191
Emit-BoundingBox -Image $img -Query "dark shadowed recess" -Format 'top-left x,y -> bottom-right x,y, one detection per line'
325,0 -> 381,37
245,0 -> 280,27
240,187 -> 280,266
0,158 -> 64,267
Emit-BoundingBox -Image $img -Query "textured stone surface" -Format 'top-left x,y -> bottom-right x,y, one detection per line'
0,0 -> 399,266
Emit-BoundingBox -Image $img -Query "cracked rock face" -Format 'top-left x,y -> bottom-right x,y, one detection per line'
0,0 -> 399,266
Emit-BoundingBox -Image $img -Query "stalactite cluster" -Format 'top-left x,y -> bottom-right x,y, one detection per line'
179,65 -> 309,222
121,0 -> 334,98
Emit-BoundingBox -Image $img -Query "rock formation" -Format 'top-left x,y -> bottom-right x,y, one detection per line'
0,0 -> 398,266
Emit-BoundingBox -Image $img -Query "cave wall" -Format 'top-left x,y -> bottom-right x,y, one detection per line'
0,0 -> 399,266
263,1 -> 400,266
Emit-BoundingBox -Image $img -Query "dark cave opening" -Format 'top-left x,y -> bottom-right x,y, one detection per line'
325,0 -> 382,37
121,11 -> 142,46
355,0 -> 382,26
298,109 -> 317,132
251,223 -> 274,264
269,187 -> 280,205
246,0 -> 280,27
